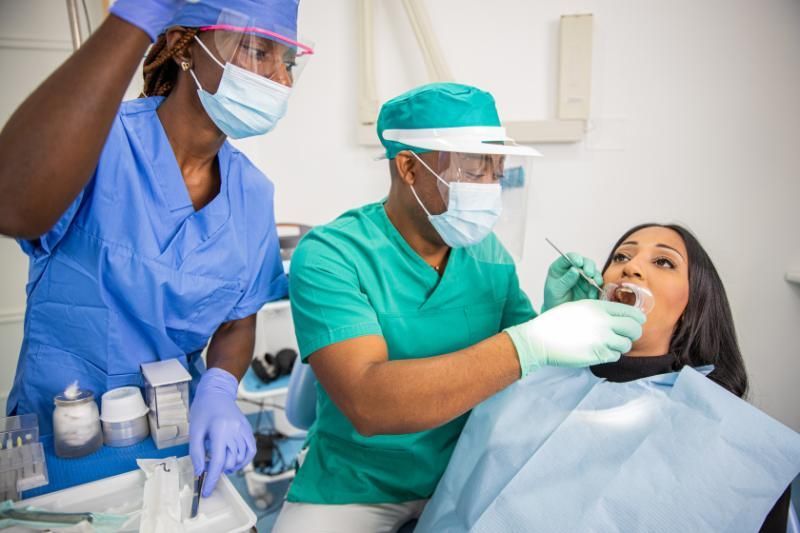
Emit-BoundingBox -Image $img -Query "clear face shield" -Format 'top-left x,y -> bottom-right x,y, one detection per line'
407,149 -> 536,263
383,126 -> 540,262
201,9 -> 314,87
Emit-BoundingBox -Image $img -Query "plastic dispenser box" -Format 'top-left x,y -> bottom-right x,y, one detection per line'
141,360 -> 191,449
0,413 -> 49,500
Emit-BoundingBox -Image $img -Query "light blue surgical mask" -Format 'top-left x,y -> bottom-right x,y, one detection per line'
410,152 -> 503,248
189,35 -> 291,139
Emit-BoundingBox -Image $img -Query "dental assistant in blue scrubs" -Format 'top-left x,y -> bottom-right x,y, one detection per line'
0,0 -> 313,496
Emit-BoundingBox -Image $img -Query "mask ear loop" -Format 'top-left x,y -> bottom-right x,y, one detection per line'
409,182 -> 432,217
411,151 -> 450,189
407,151 -> 451,217
187,67 -> 203,91
193,34 -> 225,69
187,35 -> 226,91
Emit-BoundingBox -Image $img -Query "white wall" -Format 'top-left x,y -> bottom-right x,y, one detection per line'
1,1 -> 798,430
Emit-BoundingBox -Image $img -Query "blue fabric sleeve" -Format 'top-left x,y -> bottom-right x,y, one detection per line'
17,186 -> 87,258
226,219 -> 288,322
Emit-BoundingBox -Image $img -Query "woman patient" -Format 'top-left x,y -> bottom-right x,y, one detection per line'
416,223 -> 798,533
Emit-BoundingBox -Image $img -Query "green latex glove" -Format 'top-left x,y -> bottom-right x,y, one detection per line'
542,253 -> 604,312
505,300 -> 646,378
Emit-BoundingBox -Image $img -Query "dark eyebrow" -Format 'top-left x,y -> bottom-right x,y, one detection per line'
655,244 -> 685,261
617,240 -> 686,261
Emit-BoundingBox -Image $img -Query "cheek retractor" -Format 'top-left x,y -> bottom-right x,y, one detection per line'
601,282 -> 655,314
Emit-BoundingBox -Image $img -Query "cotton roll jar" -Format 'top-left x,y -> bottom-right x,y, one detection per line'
53,382 -> 103,458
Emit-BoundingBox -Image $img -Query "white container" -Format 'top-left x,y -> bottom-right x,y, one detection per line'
100,386 -> 148,423
12,456 -> 256,532
141,360 -> 192,449
100,387 -> 150,447
102,416 -> 150,448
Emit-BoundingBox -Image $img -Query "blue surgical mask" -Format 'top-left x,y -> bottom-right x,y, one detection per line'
410,152 -> 503,248
189,35 -> 291,139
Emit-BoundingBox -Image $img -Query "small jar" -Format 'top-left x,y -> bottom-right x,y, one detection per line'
53,389 -> 103,458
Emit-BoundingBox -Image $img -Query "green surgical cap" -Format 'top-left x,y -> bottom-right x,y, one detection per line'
377,82 -> 502,159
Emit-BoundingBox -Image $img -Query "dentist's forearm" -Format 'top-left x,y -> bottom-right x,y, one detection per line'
338,333 -> 520,436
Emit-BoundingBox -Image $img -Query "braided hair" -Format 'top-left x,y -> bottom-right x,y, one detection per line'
141,28 -> 199,98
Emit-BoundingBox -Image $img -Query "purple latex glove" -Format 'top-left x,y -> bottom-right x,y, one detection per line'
108,0 -> 188,42
189,367 -> 256,497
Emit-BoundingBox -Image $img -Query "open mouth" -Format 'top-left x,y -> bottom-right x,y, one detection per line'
602,282 -> 655,314
610,285 -> 638,306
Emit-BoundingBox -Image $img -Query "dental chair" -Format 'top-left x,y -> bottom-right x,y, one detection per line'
789,501 -> 799,533
286,362 -> 800,533
284,362 -> 418,533
285,359 -> 317,431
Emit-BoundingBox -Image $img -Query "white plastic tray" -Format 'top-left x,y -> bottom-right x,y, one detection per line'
11,456 -> 255,532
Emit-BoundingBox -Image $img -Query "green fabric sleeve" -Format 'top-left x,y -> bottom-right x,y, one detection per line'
500,268 -> 537,329
289,231 -> 383,360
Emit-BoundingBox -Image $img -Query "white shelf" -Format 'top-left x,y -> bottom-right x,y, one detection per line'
786,272 -> 800,284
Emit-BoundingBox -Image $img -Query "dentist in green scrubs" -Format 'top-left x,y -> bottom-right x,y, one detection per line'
273,83 -> 646,532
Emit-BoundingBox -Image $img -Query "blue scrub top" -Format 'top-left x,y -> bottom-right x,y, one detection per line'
8,97 -> 287,435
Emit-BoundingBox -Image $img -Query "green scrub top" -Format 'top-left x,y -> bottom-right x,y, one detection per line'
287,202 -> 535,505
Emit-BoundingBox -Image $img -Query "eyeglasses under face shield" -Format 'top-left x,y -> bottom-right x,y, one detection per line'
414,149 -> 535,260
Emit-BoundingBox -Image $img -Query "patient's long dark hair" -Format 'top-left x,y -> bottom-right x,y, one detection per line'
602,223 -> 748,398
